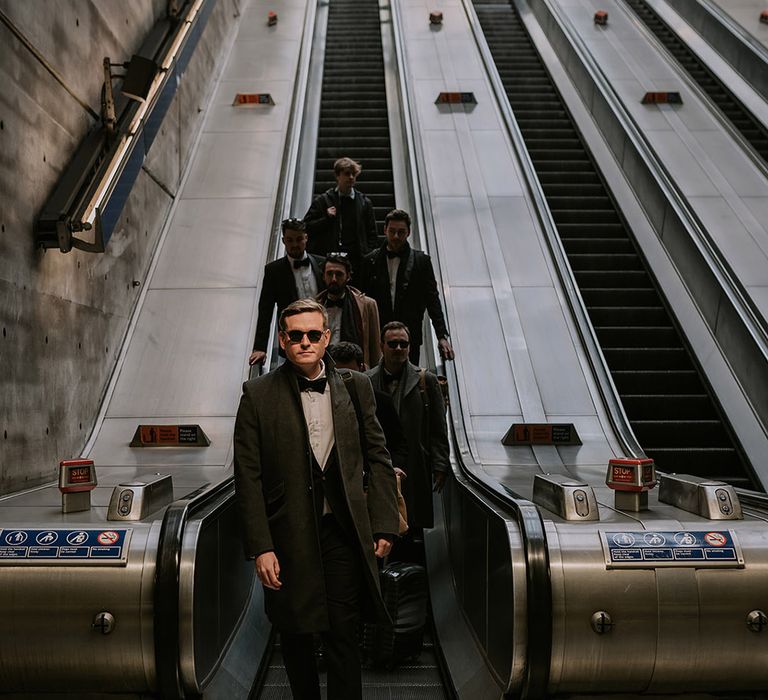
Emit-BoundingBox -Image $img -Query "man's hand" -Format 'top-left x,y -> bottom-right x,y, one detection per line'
249,350 -> 267,366
393,467 -> 407,479
438,337 -> 455,361
326,206 -> 337,217
255,552 -> 282,590
374,538 -> 392,558
433,471 -> 447,493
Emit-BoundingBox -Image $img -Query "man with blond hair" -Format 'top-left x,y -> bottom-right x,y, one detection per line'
234,298 -> 398,699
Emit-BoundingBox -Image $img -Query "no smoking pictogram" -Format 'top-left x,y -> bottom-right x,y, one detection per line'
97,531 -> 120,546
704,532 -> 727,547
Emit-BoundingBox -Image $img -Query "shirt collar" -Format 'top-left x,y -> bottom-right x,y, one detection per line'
286,252 -> 308,263
335,187 -> 356,200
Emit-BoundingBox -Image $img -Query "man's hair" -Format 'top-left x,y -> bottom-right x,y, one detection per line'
323,252 -> 352,275
381,320 -> 410,342
384,209 -> 411,230
334,157 -> 362,176
328,342 -> 364,366
281,217 -> 306,234
279,298 -> 329,330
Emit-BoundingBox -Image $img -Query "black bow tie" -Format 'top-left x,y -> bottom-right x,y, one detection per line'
293,258 -> 310,269
383,371 -> 402,385
297,376 -> 327,393
325,297 -> 344,308
386,249 -> 406,259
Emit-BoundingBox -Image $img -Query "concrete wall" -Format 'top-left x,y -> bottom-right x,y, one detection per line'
0,0 -> 238,494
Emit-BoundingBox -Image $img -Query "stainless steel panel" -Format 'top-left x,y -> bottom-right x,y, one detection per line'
689,128 -> 768,197
432,196 -> 490,287
471,416 -> 533,466
443,39 -> 484,79
489,196 -> 551,287
514,287 -> 595,415
0,522 -> 160,691
645,130 -> 720,196
91,418 -> 235,467
407,39 -> 442,80
222,39 -> 300,82
453,287 -> 520,415
423,129 -> 471,195
182,131 -> 283,199
546,516 -> 768,693
471,131 -> 523,197
152,198 -> 271,289
686,195 -> 768,286
580,39 -> 636,80
556,416 -> 616,467
106,289 -> 252,418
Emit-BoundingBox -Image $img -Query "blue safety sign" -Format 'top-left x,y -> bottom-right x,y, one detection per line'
601,530 -> 743,568
0,529 -> 131,566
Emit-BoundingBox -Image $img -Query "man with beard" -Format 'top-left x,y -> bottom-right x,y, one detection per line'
360,209 -> 454,364
316,252 -> 381,368
249,218 -> 325,366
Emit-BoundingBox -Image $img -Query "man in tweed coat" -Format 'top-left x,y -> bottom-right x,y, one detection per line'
234,298 -> 399,699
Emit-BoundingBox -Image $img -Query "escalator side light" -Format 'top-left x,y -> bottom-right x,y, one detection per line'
435,92 -> 477,105
268,11 -> 278,26
430,11 -> 443,25
594,11 -> 608,25
761,10 -> 768,24
233,93 -> 275,106
641,91 -> 682,105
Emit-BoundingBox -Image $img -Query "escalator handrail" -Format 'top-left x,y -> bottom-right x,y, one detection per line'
537,0 -> 768,391
389,3 -> 552,696
692,0 -> 768,100
249,0 -> 319,380
154,478 -> 235,699
460,0 -> 646,462
155,1 -> 319,693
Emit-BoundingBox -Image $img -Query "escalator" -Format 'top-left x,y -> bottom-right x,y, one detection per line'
472,0 -> 757,488
623,0 -> 768,164
312,0 -> 396,233
254,1 -> 450,696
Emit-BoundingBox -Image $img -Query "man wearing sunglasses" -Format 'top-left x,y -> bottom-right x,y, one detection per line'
366,321 -> 449,555
360,209 -> 454,364
234,299 -> 399,700
249,218 -> 325,366
316,252 -> 381,368
303,157 -> 378,274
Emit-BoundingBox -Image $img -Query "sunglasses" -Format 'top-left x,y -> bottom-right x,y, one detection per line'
326,251 -> 349,260
386,340 -> 410,349
283,329 -> 325,344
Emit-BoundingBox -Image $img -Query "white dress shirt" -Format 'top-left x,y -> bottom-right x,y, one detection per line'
298,362 -> 335,513
386,254 -> 400,307
287,253 -> 318,299
326,296 -> 345,345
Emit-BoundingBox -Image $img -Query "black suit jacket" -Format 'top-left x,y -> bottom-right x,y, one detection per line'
303,188 -> 378,258
361,243 -> 448,347
252,254 -> 325,351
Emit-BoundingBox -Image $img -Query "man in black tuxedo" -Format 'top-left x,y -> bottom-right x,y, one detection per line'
360,209 -> 455,364
234,299 -> 399,699
303,157 -> 378,275
249,218 -> 325,366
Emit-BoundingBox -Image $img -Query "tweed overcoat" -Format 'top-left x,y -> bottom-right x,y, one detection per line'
234,359 -> 399,633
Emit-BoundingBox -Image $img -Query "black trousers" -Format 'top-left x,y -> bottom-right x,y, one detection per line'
281,514 -> 363,700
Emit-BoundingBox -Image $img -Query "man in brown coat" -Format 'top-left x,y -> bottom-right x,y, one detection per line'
234,298 -> 399,700
316,252 -> 381,368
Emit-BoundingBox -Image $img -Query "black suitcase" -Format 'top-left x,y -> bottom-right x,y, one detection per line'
362,562 -> 428,667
